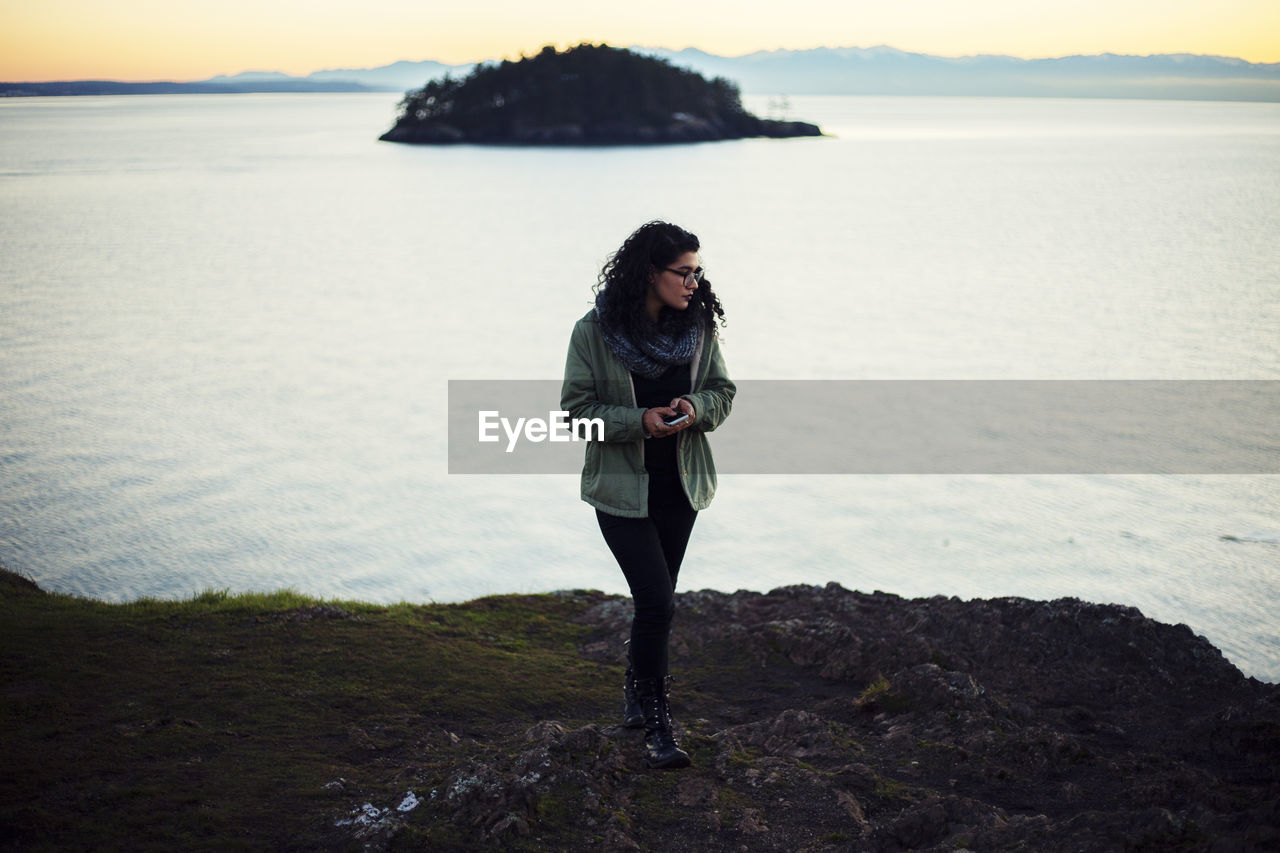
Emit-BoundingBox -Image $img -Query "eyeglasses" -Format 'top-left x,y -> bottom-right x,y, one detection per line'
664,267 -> 705,288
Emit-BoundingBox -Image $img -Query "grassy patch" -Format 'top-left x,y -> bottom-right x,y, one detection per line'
873,774 -> 911,801
0,570 -> 614,851
856,674 -> 913,714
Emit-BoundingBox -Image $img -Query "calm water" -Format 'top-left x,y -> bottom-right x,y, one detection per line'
1,93 -> 1277,680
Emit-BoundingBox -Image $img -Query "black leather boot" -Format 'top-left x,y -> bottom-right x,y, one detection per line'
622,663 -> 644,728
634,676 -> 691,769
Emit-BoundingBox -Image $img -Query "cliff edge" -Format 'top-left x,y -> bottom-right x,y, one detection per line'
1,570 -> 1275,851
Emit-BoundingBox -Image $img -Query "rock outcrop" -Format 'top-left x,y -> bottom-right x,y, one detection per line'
333,585 -> 1280,850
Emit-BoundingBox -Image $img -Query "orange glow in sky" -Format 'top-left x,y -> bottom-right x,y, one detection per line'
2,0 -> 1278,81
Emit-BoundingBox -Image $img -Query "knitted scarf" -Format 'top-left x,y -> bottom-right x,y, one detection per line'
594,292 -> 702,380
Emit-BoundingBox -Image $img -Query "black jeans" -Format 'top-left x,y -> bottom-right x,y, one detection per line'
596,475 -> 698,681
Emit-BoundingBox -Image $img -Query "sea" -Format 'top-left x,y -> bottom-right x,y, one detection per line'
1,92 -> 1277,681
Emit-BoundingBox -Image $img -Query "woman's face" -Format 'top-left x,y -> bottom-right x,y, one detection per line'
646,250 -> 701,320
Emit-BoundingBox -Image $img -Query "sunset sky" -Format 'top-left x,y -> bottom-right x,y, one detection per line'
3,0 -> 1278,81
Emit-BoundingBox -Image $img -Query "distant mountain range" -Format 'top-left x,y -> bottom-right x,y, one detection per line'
4,46 -> 1278,101
641,46 -> 1280,101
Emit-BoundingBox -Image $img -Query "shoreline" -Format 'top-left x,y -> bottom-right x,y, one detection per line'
12,562 -> 1277,686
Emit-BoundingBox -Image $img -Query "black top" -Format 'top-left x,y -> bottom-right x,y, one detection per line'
632,363 -> 691,476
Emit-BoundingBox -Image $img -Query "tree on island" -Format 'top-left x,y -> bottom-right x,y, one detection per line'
380,43 -> 823,145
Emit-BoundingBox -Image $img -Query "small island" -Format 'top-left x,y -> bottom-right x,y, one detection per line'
379,43 -> 823,146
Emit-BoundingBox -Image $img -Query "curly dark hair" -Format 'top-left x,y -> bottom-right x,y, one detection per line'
594,221 -> 726,340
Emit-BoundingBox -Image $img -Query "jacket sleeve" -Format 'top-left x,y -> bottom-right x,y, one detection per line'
560,320 -> 648,442
683,335 -> 735,433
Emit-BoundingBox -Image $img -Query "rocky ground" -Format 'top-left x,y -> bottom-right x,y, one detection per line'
340,585 -> 1279,851
3,568 -> 1275,851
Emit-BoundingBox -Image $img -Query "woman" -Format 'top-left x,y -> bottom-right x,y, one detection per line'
560,221 -> 735,769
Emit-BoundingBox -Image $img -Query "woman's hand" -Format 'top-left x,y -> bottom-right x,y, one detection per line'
642,398 -> 696,438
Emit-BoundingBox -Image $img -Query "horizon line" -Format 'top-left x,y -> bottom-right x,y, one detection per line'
5,43 -> 1276,85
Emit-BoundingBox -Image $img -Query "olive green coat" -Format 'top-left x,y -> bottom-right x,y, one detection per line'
560,310 -> 735,517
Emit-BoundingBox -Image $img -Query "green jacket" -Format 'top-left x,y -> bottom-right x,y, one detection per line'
560,310 -> 735,517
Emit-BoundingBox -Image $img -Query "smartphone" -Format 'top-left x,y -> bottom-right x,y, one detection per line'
662,412 -> 690,426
